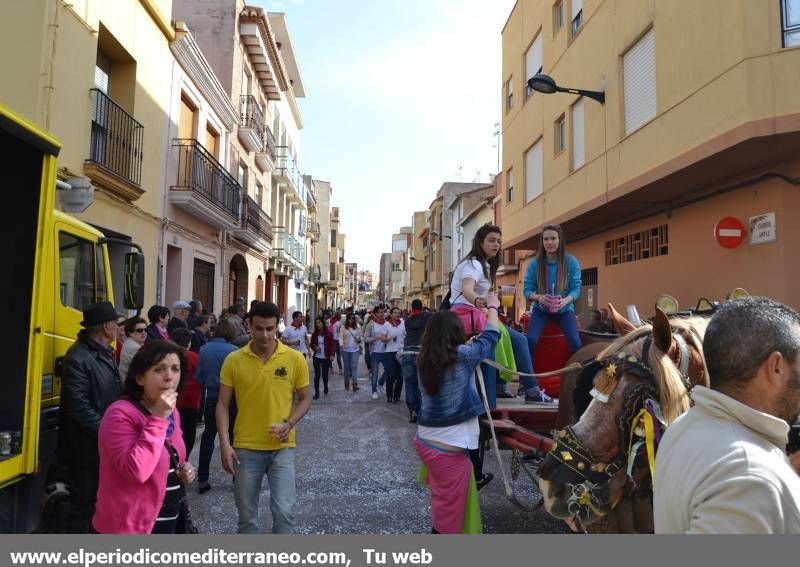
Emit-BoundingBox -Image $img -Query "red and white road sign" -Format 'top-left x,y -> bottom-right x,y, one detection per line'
714,217 -> 746,249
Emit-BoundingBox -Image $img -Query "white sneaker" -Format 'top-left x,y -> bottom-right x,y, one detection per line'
371,392 -> 379,400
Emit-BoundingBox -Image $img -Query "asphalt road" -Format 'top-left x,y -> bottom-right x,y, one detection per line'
184,357 -> 568,534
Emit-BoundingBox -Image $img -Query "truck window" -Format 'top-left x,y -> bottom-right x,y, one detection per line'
59,232 -> 106,311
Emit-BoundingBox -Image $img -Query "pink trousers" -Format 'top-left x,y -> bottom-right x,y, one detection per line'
414,435 -> 472,534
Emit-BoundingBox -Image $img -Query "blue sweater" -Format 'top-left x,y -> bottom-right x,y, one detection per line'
523,254 -> 582,313
195,338 -> 238,398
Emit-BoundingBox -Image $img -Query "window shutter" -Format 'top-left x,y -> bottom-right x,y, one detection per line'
525,139 -> 543,202
623,29 -> 657,135
572,98 -> 585,169
525,34 -> 543,85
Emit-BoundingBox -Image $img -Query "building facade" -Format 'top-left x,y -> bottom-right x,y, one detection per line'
172,2 -> 308,315
501,0 -> 800,316
2,0 -> 178,313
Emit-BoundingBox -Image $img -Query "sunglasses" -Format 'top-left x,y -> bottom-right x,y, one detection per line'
133,328 -> 147,333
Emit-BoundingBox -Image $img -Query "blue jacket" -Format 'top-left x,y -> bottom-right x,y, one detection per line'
195,338 -> 238,398
523,254 -> 582,313
417,324 -> 500,428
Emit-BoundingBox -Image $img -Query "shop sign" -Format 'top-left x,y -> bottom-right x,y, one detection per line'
749,212 -> 776,245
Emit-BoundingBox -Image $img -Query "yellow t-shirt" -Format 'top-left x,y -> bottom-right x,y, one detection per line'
220,341 -> 310,450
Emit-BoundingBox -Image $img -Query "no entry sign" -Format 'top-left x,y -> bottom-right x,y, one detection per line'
714,217 -> 746,249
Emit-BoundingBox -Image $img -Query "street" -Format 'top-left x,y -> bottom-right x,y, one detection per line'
184,357 -> 567,534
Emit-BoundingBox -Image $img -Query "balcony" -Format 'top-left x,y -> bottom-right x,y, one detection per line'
255,126 -> 276,172
270,226 -> 306,270
273,146 -> 307,205
306,217 -> 320,242
85,88 -> 144,201
238,95 -> 264,153
234,195 -> 273,252
170,139 -> 241,229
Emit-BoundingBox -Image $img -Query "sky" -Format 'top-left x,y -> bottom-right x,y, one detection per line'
254,0 -> 517,273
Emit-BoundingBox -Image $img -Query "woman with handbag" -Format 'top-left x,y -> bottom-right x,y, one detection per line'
339,312 -> 362,392
92,340 -> 197,534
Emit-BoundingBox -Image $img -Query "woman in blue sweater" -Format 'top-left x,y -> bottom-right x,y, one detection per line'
523,224 -> 583,374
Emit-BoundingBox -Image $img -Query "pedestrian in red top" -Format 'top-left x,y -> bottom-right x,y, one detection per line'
169,328 -> 200,456
310,317 -> 335,399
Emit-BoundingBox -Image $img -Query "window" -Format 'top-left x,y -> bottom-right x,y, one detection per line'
571,0 -> 583,37
392,239 -> 408,252
392,263 -> 401,272
554,114 -> 566,154
525,33 -> 543,98
59,233 -> 107,311
505,78 -> 514,111
623,29 -> 657,135
330,263 -> 336,281
783,0 -> 800,47
506,168 -> 514,202
525,139 -> 544,202
242,68 -> 251,97
553,0 -> 564,33
571,98 -> 585,169
256,182 -> 263,205
237,162 -> 248,192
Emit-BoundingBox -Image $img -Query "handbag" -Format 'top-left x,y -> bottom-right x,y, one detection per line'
166,441 -> 199,534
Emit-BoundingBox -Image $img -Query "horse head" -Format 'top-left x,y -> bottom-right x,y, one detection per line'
538,309 -> 708,531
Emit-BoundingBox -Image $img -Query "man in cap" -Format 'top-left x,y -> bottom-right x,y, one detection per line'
168,300 -> 191,335
59,301 -> 124,532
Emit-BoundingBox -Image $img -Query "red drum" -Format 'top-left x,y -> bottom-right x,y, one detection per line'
533,320 -> 572,398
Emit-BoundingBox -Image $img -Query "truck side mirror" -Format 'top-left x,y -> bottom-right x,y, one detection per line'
124,252 -> 145,312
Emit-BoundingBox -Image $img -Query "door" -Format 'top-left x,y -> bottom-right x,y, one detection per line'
193,259 -> 215,314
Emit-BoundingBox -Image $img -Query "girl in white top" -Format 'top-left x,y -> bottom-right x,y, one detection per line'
339,313 -> 362,391
381,307 -> 406,403
281,311 -> 309,355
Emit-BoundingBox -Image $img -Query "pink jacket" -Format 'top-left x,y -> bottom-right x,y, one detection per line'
92,399 -> 186,534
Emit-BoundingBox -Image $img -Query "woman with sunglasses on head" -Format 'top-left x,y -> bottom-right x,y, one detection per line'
119,317 -> 148,383
523,224 -> 583,399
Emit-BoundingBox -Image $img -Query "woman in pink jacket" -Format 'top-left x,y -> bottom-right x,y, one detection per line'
92,340 -> 196,534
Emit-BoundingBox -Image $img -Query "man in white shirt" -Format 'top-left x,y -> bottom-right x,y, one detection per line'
654,297 -> 800,533
281,311 -> 309,357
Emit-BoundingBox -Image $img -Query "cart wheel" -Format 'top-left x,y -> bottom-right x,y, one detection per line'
511,450 -> 521,480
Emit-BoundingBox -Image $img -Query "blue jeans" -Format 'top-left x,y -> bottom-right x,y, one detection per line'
506,326 -> 540,396
401,350 -> 421,413
370,351 -> 387,393
233,448 -> 296,534
342,350 -> 359,383
334,340 -> 343,370
526,309 -> 583,368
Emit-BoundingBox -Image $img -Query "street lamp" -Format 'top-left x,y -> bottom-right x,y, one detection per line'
430,231 -> 452,240
527,73 -> 605,105
409,256 -> 424,263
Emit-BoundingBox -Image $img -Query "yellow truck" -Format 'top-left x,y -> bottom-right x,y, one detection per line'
0,103 -> 144,532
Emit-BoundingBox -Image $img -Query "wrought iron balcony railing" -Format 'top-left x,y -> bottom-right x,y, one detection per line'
244,195 -> 273,243
275,146 -> 307,202
240,95 -> 264,133
263,126 -> 277,162
172,139 -> 241,221
88,88 -> 144,186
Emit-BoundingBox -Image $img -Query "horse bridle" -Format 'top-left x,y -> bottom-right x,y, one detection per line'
539,331 -> 693,523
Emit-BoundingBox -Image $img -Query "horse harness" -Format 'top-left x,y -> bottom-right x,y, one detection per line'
540,332 -> 693,523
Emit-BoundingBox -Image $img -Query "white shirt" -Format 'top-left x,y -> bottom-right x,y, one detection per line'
370,321 -> 388,354
339,326 -> 362,353
451,259 -> 490,306
418,417 -> 480,450
654,386 -> 800,533
383,320 -> 406,353
331,320 -> 342,341
282,324 -> 308,354
314,334 -> 326,359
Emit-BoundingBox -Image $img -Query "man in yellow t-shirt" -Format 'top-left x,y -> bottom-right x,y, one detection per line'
216,301 -> 311,534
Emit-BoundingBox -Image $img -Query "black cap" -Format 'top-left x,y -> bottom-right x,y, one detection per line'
80,301 -> 125,327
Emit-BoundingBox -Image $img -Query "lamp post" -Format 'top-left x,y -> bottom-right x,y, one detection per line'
430,231 -> 452,240
527,73 -> 605,105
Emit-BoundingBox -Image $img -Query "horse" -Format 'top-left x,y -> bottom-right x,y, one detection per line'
538,308 -> 709,533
